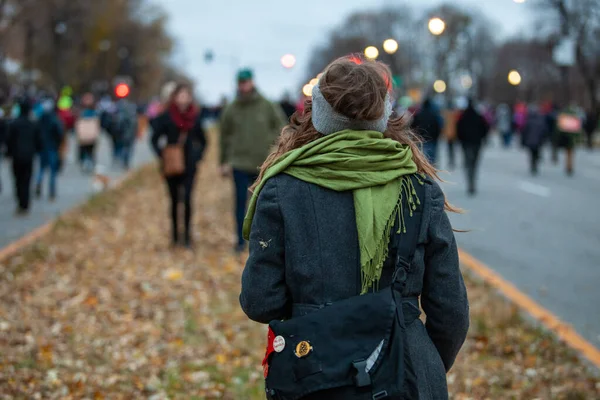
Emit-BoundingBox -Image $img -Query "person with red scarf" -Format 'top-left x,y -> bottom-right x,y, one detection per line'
151,83 -> 207,248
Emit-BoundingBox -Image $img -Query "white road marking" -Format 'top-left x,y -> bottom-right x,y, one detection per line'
518,181 -> 551,197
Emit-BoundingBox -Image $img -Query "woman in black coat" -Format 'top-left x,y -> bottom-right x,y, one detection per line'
240,56 -> 469,399
150,84 -> 207,248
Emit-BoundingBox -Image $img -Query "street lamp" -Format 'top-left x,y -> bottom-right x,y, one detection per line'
433,80 -> 447,93
383,39 -> 399,55
280,54 -> 296,69
508,70 -> 522,86
364,46 -> 379,60
428,17 -> 446,36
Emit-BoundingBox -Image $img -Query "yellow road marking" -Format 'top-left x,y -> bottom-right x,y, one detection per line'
459,248 -> 600,369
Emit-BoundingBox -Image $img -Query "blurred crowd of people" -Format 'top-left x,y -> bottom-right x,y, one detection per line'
1,67 -> 598,252
0,88 -> 143,215
409,96 -> 599,196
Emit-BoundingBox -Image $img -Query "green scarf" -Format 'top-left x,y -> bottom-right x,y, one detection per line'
243,130 -> 420,294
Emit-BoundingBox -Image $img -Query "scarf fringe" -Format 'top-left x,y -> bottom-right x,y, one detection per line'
361,175 -> 423,294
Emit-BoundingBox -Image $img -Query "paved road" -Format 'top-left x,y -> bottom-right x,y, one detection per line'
438,137 -> 600,347
0,134 -> 154,248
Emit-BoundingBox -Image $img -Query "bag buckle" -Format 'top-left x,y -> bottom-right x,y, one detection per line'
352,360 -> 371,388
373,390 -> 389,400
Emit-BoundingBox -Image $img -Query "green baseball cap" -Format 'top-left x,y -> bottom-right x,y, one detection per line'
237,68 -> 253,82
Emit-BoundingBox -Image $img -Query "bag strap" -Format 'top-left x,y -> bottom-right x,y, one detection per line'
392,176 -> 426,289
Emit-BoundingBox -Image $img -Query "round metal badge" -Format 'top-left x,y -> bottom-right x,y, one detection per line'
273,335 -> 286,353
295,341 -> 313,358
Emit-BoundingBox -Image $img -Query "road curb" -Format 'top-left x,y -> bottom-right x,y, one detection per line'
459,248 -> 600,370
0,163 -> 154,264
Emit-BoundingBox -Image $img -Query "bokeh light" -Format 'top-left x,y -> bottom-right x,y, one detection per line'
461,75 -> 473,89
364,46 -> 379,59
280,54 -> 296,69
383,39 -> 399,54
433,79 -> 447,93
302,84 -> 313,97
428,17 -> 446,35
115,83 -> 130,98
508,70 -> 522,86
309,78 -> 319,86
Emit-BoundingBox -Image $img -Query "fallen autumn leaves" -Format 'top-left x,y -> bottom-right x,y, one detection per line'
0,133 -> 598,399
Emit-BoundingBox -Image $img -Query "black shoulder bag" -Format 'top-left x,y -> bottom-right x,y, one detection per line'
265,179 -> 426,400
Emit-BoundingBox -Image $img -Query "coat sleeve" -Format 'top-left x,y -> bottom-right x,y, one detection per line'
149,115 -> 164,158
193,114 -> 208,160
421,182 -> 469,372
240,178 -> 290,324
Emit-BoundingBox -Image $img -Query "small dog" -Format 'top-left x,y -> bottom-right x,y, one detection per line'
92,165 -> 111,192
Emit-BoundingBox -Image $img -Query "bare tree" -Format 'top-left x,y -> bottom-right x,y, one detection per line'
533,0 -> 600,112
2,0 -> 182,99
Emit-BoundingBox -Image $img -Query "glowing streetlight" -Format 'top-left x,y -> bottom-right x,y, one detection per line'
302,84 -> 313,97
280,54 -> 296,69
383,39 -> 399,54
428,17 -> 446,36
433,80 -> 447,93
508,70 -> 522,86
364,46 -> 379,60
309,78 -> 319,86
460,75 -> 473,89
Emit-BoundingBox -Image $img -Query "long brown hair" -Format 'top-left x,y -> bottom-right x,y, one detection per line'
254,55 -> 458,213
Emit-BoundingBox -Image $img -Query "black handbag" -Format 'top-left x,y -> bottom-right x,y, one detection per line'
265,180 -> 425,400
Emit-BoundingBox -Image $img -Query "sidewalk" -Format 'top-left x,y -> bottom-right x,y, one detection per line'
0,134 -> 154,249
0,133 -> 598,399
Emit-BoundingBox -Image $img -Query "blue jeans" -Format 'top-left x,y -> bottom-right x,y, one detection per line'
501,131 -> 512,148
422,141 -> 438,166
36,150 -> 59,197
115,141 -> 134,168
233,169 -> 258,247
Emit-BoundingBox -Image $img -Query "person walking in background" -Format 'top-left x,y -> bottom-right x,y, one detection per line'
554,105 -> 583,176
513,102 -> 527,142
220,68 -> 287,253
6,99 -> 42,215
151,83 -> 207,248
240,56 -> 468,399
109,97 -> 138,169
75,93 -> 101,173
98,95 -> 117,161
522,105 -> 549,176
279,92 -> 296,121
457,99 -> 489,196
584,109 -> 598,150
496,103 -> 512,148
411,97 -> 442,165
35,98 -> 64,200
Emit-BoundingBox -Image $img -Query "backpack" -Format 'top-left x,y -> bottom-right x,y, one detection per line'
75,117 -> 100,145
112,102 -> 137,142
264,179 -> 425,400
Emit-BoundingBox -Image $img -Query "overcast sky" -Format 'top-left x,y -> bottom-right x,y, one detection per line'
162,0 -> 533,104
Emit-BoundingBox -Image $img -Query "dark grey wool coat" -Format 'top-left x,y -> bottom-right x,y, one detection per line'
240,173 -> 469,400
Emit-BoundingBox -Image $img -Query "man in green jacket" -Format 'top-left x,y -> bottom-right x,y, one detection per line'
220,68 -> 287,252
